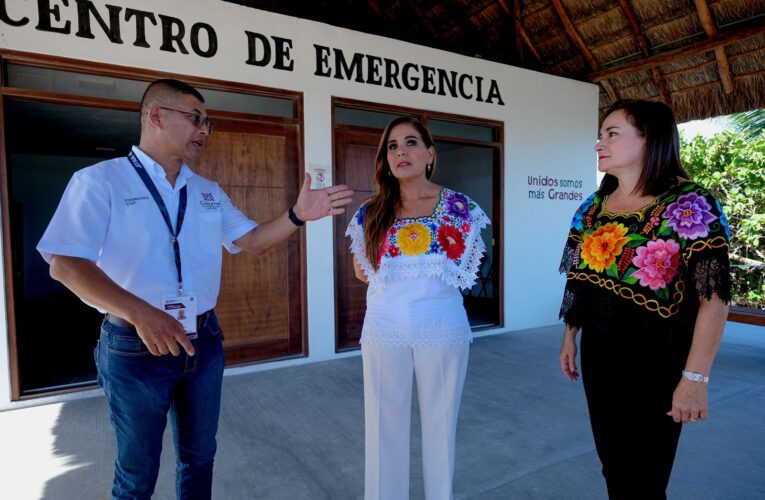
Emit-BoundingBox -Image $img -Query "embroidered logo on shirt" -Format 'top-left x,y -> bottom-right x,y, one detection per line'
199,192 -> 221,210
124,196 -> 149,206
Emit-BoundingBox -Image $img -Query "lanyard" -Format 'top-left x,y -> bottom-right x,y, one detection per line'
128,151 -> 188,295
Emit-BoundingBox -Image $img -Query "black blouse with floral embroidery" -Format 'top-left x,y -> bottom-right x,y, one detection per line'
559,179 -> 731,336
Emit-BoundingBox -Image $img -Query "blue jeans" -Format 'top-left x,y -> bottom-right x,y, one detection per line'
95,311 -> 225,500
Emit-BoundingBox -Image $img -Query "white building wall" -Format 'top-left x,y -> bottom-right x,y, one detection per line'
0,0 -> 599,408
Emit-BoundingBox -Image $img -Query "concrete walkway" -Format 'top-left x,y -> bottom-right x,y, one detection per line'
2,322 -> 764,499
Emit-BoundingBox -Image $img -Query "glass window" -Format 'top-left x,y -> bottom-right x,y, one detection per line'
427,118 -> 494,142
8,64 -> 147,101
201,87 -> 294,118
7,64 -> 295,118
7,99 -> 138,156
5,98 -> 138,393
335,106 -> 404,128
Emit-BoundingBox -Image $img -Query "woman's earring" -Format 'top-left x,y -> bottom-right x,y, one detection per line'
387,168 -> 393,177
426,163 -> 433,177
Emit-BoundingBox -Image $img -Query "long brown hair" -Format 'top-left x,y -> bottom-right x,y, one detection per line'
363,116 -> 437,270
598,99 -> 688,196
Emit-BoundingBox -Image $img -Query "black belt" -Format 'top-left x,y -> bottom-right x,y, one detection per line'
105,309 -> 213,331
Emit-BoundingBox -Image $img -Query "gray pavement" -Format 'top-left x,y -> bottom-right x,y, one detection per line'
2,322 -> 764,499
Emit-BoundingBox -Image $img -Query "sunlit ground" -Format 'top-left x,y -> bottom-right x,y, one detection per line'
0,404 -> 89,500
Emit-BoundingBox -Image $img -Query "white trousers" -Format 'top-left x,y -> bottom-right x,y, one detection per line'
362,342 -> 470,500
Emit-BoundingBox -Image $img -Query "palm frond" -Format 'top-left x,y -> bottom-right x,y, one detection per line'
722,109 -> 765,140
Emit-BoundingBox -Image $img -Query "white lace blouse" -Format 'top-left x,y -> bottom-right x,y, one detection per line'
346,188 -> 490,348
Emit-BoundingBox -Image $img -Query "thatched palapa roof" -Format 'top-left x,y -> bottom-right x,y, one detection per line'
225,0 -> 765,122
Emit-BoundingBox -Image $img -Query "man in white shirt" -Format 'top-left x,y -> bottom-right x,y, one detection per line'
37,79 -> 352,500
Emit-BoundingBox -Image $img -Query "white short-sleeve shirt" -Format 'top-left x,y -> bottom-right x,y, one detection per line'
37,146 -> 257,313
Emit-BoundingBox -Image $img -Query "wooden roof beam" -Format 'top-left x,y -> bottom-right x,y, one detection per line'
588,15 -> 765,82
514,0 -> 524,66
550,0 -> 599,71
694,0 -> 735,93
498,0 -> 541,64
662,44 -> 765,78
615,0 -> 671,104
403,1 -> 440,47
549,0 -> 618,102
520,27 -> 543,63
365,0 -> 382,16
494,0 -> 525,66
615,0 -> 649,54
673,68 -> 765,97
524,3 -> 553,18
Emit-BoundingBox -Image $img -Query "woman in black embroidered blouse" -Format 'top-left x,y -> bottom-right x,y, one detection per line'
558,99 -> 730,499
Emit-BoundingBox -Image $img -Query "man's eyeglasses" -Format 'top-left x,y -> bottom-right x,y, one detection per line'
159,106 -> 213,134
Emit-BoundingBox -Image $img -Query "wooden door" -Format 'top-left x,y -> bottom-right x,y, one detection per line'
192,118 -> 304,364
334,128 -> 379,350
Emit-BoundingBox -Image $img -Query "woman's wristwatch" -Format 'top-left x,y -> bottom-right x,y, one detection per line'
682,370 -> 709,383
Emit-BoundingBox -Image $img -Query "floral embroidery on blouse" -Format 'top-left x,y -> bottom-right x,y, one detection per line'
663,192 -> 717,239
580,222 -> 630,273
631,238 -> 681,290
437,224 -> 466,260
560,179 -> 730,320
570,193 -> 596,231
397,222 -> 432,256
347,188 -> 490,290
445,192 -> 471,219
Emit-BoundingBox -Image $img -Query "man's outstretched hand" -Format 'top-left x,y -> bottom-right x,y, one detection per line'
292,173 -> 354,221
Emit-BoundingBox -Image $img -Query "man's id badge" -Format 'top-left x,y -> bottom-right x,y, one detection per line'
161,294 -> 198,336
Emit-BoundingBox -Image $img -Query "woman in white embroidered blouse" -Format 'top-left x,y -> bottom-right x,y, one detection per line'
346,117 -> 489,500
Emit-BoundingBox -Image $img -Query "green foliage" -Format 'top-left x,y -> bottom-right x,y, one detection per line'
680,129 -> 765,307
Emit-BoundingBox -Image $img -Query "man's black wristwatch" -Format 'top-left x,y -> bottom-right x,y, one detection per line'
288,206 -> 305,227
